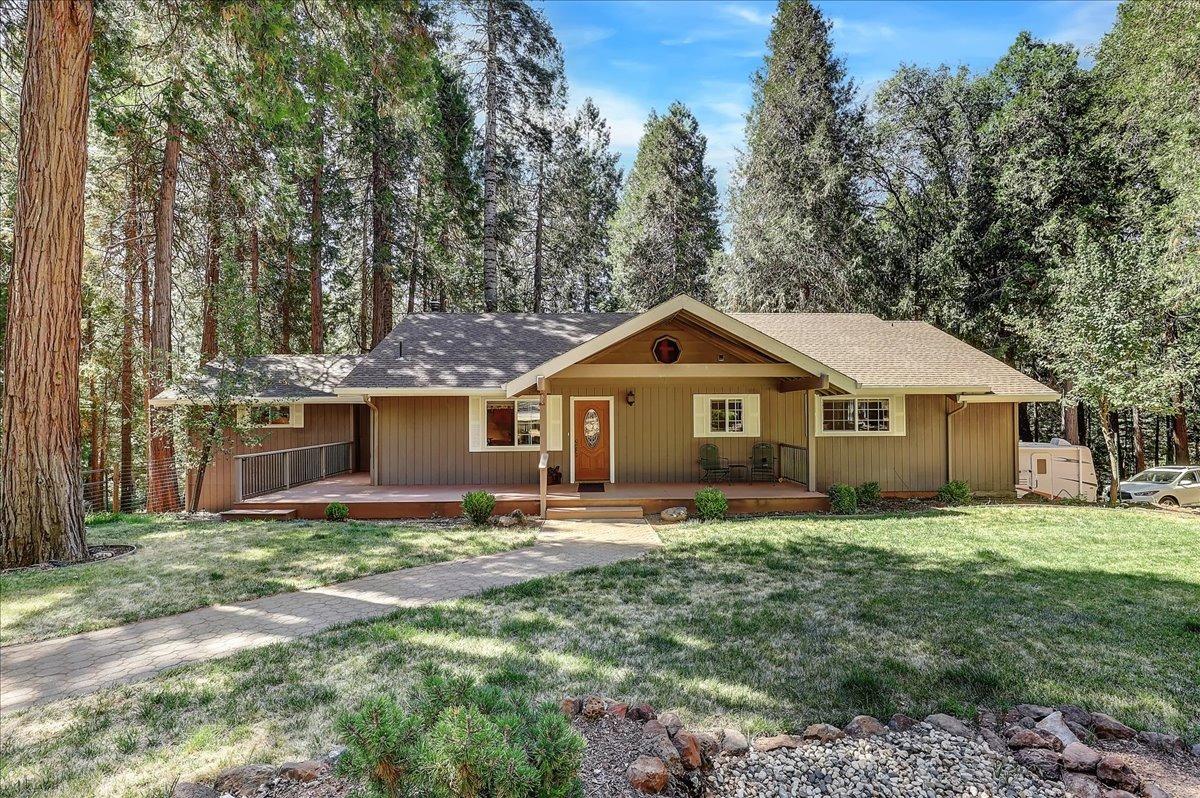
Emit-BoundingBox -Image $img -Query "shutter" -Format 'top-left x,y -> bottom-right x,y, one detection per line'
693,394 -> 709,437
890,395 -> 906,436
468,396 -> 485,452
290,403 -> 305,428
743,394 -> 760,437
548,395 -> 563,451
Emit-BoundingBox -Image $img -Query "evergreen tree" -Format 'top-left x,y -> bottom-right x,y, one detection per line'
718,0 -> 863,312
610,102 -> 720,309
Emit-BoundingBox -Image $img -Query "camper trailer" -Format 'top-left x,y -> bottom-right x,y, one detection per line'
1017,439 -> 1098,502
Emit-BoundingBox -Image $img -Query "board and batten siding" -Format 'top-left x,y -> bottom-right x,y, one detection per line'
950,401 -> 1017,495
814,394 -> 948,493
190,403 -> 356,511
372,378 -> 809,486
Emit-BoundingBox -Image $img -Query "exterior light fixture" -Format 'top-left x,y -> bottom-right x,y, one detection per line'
626,389 -> 636,407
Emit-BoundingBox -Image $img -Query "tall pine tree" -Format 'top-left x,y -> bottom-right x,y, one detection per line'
610,102 -> 720,309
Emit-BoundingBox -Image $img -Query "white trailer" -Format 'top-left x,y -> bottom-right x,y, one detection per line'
1017,439 -> 1098,502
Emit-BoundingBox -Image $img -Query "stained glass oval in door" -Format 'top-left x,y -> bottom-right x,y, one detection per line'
583,408 -> 601,448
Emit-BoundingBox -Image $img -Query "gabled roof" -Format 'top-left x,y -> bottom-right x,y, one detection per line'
150,354 -> 362,406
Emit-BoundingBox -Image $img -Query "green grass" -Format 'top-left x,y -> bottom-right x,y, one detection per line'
0,514 -> 534,645
2,505 -> 1197,798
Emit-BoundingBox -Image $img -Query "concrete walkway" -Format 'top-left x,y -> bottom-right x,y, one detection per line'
0,520 -> 660,714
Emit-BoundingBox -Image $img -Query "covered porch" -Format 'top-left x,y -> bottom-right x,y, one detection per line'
232,472 -> 828,520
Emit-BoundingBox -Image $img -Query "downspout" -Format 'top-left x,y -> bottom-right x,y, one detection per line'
364,396 -> 379,486
947,398 -> 967,484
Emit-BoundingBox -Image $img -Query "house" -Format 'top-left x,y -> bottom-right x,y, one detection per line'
150,295 -> 1059,519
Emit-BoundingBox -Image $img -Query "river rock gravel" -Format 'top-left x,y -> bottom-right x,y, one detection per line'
704,723 -> 1071,797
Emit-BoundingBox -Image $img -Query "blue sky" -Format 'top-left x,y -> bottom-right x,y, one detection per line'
540,0 -> 1119,194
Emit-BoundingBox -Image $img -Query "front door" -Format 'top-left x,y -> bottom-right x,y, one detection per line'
573,399 -> 611,482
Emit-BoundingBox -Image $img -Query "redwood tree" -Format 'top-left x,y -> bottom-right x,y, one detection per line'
1,0 -> 94,567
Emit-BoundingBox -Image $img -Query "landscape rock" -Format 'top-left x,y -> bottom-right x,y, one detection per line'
925,713 -> 974,738
627,755 -> 669,794
1038,711 -> 1081,747
213,764 -> 277,797
1136,730 -> 1184,752
981,729 -> 1009,756
720,728 -> 749,755
692,731 -> 720,761
1017,703 -> 1056,721
559,697 -> 581,717
1091,713 -> 1136,740
277,760 -> 326,782
843,714 -> 888,737
607,702 -> 628,720
1104,790 -> 1138,798
1062,742 -> 1102,772
1009,728 -> 1066,751
582,695 -> 606,720
642,722 -> 682,776
1069,720 -> 1098,743
172,783 -> 218,798
803,722 -> 846,743
1192,743 -> 1200,758
753,734 -> 802,752
672,730 -> 702,770
324,746 -> 347,765
1063,772 -> 1105,798
656,711 -> 683,737
977,709 -> 999,730
627,703 -> 656,722
494,514 -> 519,527
888,713 -> 918,731
1014,747 -> 1062,780
1140,784 -> 1170,798
659,506 -> 687,523
1058,705 -> 1094,728
1096,754 -> 1139,793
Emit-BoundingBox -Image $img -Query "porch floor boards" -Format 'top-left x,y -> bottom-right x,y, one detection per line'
236,472 -> 829,519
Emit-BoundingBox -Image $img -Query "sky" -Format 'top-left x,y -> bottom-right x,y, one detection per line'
540,0 -> 1119,195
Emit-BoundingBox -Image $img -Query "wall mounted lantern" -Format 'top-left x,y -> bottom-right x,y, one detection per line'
626,389 -> 636,407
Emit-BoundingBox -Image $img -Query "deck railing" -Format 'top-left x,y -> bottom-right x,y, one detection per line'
779,443 -> 809,487
235,441 -> 353,502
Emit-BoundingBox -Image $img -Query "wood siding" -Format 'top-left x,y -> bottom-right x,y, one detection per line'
950,401 -> 1017,495
189,403 -> 356,511
373,378 -> 808,485
584,318 -> 774,364
814,395 -> 948,493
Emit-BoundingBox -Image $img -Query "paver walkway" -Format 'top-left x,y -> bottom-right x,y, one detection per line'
0,519 -> 660,714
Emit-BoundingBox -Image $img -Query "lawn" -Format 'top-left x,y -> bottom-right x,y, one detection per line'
0,514 -> 535,646
2,504 -> 1197,798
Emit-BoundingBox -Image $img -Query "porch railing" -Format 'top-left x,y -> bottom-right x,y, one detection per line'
779,443 -> 808,487
235,441 -> 353,502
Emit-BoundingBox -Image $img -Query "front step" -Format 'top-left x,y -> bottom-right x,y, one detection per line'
220,508 -> 297,521
545,505 -> 644,521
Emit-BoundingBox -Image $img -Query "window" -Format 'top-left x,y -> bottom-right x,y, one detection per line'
240,403 -> 304,429
486,399 -> 541,448
709,397 -> 744,434
652,336 -> 682,364
693,394 -> 759,437
816,395 -> 905,437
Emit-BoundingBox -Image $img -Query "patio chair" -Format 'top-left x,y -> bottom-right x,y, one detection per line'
698,443 -> 732,484
750,442 -> 776,482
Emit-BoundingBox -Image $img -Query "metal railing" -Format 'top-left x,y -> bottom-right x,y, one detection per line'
780,443 -> 809,487
235,441 -> 353,501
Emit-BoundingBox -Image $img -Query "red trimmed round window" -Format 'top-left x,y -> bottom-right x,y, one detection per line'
652,336 -> 681,364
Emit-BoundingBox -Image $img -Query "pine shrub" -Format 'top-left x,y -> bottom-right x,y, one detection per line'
828,483 -> 858,514
855,481 -> 881,508
461,491 -> 497,525
324,501 -> 350,522
694,486 -> 728,520
937,480 -> 971,505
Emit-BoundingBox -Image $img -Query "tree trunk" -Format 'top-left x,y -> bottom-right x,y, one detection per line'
309,112 -> 325,354
533,152 -> 545,312
407,179 -> 422,315
370,93 -> 393,346
120,168 -> 137,512
200,167 -> 221,364
281,241 -> 294,354
1018,403 -> 1031,443
249,220 -> 260,338
186,422 -> 218,514
1098,399 -> 1120,507
1061,400 -> 1080,445
147,90 -> 183,513
1132,407 -> 1146,473
1109,410 -> 1123,481
0,0 -> 92,567
481,0 -> 499,312
359,182 -> 371,352
1171,390 -> 1191,465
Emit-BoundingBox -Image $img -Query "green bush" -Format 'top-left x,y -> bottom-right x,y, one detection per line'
828,483 -> 858,514
937,480 -> 971,505
337,668 -> 584,798
856,481 -> 882,508
324,501 -> 350,522
694,486 -> 728,520
461,490 -> 497,525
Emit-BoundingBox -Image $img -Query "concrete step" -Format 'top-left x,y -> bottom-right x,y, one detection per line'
545,505 -> 644,521
220,508 -> 297,521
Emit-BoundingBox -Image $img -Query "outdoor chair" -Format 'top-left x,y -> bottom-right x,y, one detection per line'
750,442 -> 776,482
698,443 -> 732,484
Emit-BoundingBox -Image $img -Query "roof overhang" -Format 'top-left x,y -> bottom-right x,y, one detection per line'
333,387 -> 506,397
956,392 -> 1061,403
502,295 -> 860,397
149,394 -> 364,407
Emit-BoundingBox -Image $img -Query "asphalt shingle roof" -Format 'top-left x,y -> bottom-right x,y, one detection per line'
154,354 -> 362,402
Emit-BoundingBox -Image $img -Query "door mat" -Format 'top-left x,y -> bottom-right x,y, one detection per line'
578,483 -> 605,493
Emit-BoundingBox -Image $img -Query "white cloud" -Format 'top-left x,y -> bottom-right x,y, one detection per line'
1050,0 -> 1118,53
557,25 -> 615,49
568,85 -> 651,152
722,3 -> 774,26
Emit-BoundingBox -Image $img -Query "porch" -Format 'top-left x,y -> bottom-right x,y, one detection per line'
232,472 -> 829,520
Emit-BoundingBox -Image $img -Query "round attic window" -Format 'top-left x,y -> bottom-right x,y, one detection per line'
652,336 -> 681,364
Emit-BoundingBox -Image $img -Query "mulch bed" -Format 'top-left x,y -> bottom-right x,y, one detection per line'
2,544 -> 135,574
1098,739 -> 1200,798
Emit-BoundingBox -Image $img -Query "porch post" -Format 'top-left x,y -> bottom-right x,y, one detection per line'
538,376 -> 548,517
807,390 -> 817,491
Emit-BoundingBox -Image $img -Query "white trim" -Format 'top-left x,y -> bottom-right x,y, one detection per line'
814,394 -> 907,437
468,395 -> 563,452
556,363 -> 809,379
693,394 -> 761,438
237,402 -> 305,429
569,396 -> 616,484
956,392 -> 1061,403
504,295 -> 859,396
858,385 -> 989,395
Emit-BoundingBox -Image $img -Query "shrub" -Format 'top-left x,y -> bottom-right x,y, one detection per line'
694,486 -> 728,520
937,480 -> 971,505
461,490 -> 497,525
324,501 -> 350,522
856,481 -> 882,508
337,668 -> 584,798
829,483 -> 858,514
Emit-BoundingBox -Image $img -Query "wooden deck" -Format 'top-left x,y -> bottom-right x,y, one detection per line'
236,472 -> 829,519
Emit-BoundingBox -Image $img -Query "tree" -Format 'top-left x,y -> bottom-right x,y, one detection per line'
610,102 -> 720,309
719,0 -> 864,312
1,0 -> 93,567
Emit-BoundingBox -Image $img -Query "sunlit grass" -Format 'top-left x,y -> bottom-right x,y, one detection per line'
0,515 -> 534,645
2,504 -> 1197,798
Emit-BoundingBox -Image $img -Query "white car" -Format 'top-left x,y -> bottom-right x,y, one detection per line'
1118,466 -> 1200,507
